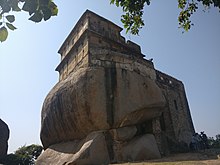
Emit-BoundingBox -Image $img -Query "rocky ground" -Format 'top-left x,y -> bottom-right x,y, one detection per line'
111,149 -> 220,165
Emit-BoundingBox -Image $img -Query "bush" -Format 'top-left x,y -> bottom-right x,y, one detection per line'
208,134 -> 220,149
0,144 -> 43,165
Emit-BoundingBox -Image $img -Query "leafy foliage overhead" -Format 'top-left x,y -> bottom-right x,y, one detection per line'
110,0 -> 220,34
110,0 -> 150,35
0,0 -> 220,42
0,0 -> 58,42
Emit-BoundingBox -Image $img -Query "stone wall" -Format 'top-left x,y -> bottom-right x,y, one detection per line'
56,10 -> 144,81
156,71 -> 195,152
58,13 -> 89,59
89,48 -> 155,80
56,31 -> 89,81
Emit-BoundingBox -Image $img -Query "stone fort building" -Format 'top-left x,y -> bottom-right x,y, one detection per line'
37,10 -> 195,164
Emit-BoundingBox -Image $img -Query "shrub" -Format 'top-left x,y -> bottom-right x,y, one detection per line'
0,144 -> 43,165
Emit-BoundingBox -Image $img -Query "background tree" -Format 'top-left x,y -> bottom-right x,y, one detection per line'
0,0 -> 220,42
0,144 -> 43,165
208,134 -> 220,148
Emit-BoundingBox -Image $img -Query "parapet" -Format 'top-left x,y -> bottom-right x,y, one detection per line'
156,70 -> 183,90
127,40 -> 141,53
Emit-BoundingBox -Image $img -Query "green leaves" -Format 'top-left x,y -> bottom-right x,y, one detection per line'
6,22 -> 16,30
50,1 -> 58,16
11,0 -> 21,12
0,0 -> 22,14
0,14 -> 16,41
42,7 -> 52,21
110,0 -> 149,35
0,0 -> 58,42
22,0 -> 39,15
0,0 -> 11,13
178,1 -> 198,31
22,0 -> 58,23
29,11 -> 43,22
178,0 -> 187,9
0,26 -> 8,42
111,0 -> 220,34
6,15 -> 15,23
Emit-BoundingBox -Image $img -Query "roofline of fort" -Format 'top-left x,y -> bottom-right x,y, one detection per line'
55,28 -> 146,72
156,69 -> 184,88
58,9 -> 123,54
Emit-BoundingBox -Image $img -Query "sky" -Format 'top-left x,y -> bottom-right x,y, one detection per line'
0,1 -> 219,153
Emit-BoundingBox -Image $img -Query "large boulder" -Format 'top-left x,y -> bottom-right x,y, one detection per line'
37,130 -> 160,165
121,134 -> 161,161
0,119 -> 9,158
109,126 -> 137,141
40,67 -> 165,148
36,131 -> 110,165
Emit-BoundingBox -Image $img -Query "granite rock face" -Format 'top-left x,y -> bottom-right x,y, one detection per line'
40,67 -> 165,148
37,130 -> 161,165
121,134 -> 161,161
38,66 -> 165,164
0,119 -> 9,158
36,131 -> 110,165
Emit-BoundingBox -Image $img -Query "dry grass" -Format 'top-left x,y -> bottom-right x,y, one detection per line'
110,149 -> 220,165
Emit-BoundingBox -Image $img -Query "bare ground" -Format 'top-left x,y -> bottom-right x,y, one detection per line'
111,149 -> 220,165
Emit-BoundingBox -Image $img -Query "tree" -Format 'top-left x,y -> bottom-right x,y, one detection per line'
208,134 -> 220,149
110,0 -> 220,34
0,0 -> 58,42
0,144 -> 43,165
14,144 -> 43,163
0,0 -> 220,42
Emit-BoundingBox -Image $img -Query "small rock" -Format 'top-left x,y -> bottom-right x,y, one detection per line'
0,119 -> 9,158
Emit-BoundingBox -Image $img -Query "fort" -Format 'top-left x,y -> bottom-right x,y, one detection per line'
37,10 -> 195,164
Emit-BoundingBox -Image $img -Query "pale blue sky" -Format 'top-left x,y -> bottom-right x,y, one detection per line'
0,1 -> 220,153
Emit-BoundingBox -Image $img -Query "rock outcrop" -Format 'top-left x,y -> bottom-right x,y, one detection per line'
40,67 -> 165,149
0,119 -> 9,158
37,10 -> 194,165
38,65 -> 165,164
37,10 -> 166,165
37,130 -> 161,165
37,131 -> 110,165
